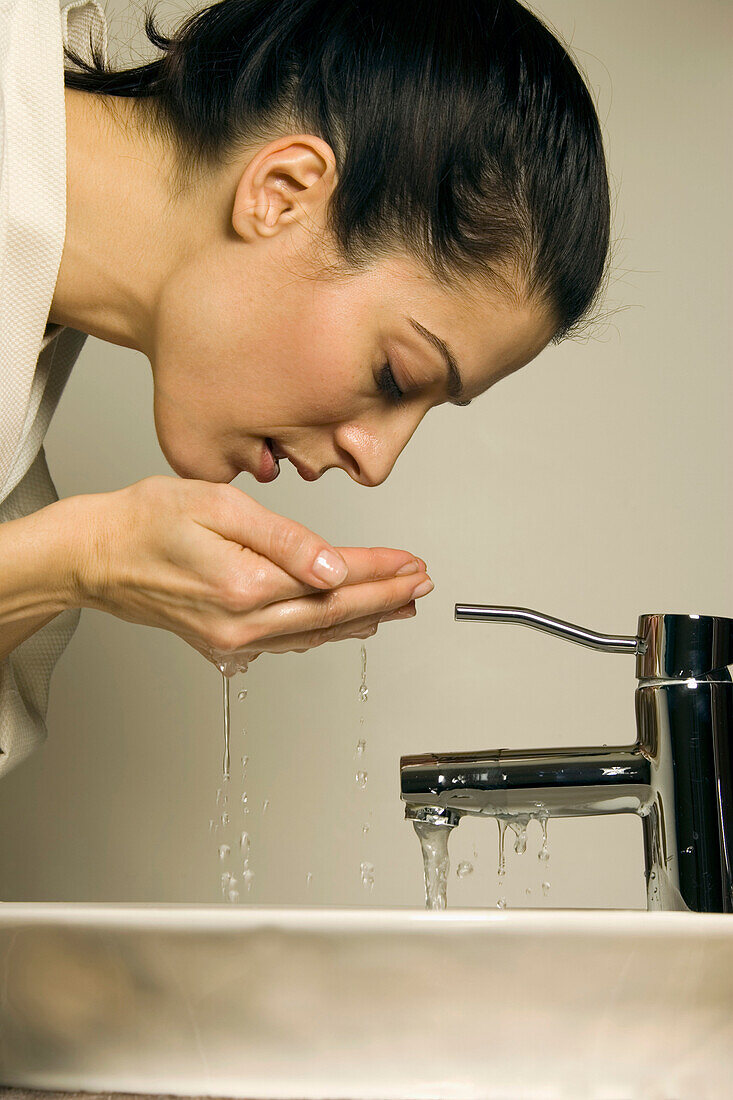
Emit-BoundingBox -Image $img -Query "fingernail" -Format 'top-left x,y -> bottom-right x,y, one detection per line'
312,549 -> 348,585
412,578 -> 434,598
395,560 -> 419,576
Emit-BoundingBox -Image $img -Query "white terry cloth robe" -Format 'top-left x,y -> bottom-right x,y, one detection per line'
0,0 -> 109,778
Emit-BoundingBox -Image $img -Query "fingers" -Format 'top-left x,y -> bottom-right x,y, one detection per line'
238,569 -> 433,643
218,601 -> 418,657
200,529 -> 427,609
198,485 -> 349,590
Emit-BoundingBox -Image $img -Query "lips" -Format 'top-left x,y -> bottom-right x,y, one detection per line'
267,438 -> 320,481
254,438 -> 280,483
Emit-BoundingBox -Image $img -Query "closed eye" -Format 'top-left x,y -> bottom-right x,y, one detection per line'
376,362 -> 405,405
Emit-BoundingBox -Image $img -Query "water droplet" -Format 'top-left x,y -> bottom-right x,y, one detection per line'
355,771 -> 368,789
241,754 -> 249,769
228,888 -> 240,903
221,871 -> 231,888
497,897 -> 507,909
360,861 -> 375,890
525,888 -> 532,896
242,867 -> 255,890
355,738 -> 366,756
508,817 -> 529,855
218,844 -> 231,860
215,788 -> 223,805
358,685 -> 369,703
472,848 -> 479,860
684,845 -> 694,854
305,872 -> 313,888
456,861 -> 474,879
221,812 -> 230,826
239,831 -> 250,856
650,871 -> 656,880
237,689 -> 248,701
241,792 -> 248,805
542,881 -> 550,897
208,819 -> 216,832
362,823 -> 370,835
262,798 -> 270,814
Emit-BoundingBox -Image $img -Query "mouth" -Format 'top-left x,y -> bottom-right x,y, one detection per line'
253,438 -> 280,483
266,438 -> 320,481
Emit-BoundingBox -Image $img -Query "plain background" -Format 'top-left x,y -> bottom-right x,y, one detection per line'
0,0 -> 730,909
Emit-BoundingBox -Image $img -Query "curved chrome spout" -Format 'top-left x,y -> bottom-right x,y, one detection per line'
454,604 -> 645,656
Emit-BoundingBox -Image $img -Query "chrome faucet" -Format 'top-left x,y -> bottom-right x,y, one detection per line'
400,606 -> 733,912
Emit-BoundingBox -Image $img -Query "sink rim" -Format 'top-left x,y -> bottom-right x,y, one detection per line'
1,902 -> 732,937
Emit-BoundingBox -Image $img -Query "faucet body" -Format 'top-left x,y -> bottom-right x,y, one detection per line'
400,608 -> 733,912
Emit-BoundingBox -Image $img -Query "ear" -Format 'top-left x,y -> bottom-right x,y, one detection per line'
232,134 -> 337,242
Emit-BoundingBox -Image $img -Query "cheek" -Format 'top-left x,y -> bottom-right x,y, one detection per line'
151,245 -> 370,438
153,247 -> 253,425
247,295 -> 367,425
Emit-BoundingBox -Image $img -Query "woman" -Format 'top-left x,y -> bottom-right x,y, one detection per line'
0,0 -> 610,776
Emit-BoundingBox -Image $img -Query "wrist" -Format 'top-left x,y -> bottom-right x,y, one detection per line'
0,497 -> 82,622
43,492 -> 112,610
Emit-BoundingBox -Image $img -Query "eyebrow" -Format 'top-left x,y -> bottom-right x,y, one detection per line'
406,317 -> 472,406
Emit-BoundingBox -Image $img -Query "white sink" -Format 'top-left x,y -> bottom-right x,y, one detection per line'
1,904 -> 731,1099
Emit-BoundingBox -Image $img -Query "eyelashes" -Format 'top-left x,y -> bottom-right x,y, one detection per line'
377,362 -> 405,405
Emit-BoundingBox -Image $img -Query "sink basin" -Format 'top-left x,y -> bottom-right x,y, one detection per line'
1,904 -> 731,1099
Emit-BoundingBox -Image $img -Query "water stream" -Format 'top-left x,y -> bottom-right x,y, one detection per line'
412,821 -> 451,910
356,643 -> 374,890
213,662 -> 251,903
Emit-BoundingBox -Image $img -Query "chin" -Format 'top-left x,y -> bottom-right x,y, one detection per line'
161,444 -> 236,484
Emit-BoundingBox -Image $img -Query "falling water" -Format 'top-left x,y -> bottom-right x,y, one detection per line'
356,643 -> 373,889
360,861 -> 375,890
213,660 -> 251,904
358,643 -> 368,704
221,672 -> 231,781
508,815 -> 530,856
413,821 -> 451,910
497,820 -> 508,877
410,811 -> 552,909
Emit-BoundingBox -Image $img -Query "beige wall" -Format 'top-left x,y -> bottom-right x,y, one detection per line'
0,0 -> 730,908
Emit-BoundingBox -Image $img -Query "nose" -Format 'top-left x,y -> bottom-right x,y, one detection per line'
334,418 -> 421,486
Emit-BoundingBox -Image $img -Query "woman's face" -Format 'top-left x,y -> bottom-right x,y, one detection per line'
149,139 -> 555,486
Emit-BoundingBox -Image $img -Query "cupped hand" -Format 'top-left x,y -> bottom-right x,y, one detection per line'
68,476 -> 432,672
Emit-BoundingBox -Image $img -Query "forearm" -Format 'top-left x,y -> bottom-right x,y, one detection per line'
0,498 -> 79,662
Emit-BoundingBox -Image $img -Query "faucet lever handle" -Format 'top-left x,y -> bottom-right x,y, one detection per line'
454,604 -> 645,656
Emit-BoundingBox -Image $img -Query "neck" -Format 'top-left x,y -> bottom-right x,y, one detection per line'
50,90 -> 191,356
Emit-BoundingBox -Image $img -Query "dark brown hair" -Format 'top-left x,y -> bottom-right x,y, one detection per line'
64,0 -> 612,341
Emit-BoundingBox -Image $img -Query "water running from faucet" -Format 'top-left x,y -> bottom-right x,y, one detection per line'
413,821 -> 451,909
